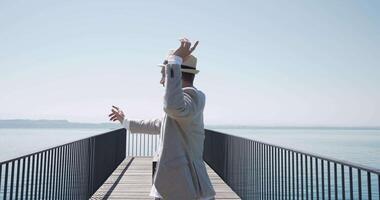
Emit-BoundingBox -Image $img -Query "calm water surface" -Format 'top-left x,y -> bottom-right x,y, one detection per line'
0,128 -> 112,162
1,128 -> 379,169
213,128 -> 380,169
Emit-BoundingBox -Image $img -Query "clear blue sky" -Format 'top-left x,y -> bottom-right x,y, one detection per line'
1,0 -> 379,126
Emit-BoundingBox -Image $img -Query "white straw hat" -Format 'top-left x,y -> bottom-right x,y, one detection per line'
157,49 -> 199,74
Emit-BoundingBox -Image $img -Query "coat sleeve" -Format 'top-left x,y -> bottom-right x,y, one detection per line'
123,119 -> 161,135
163,63 -> 199,119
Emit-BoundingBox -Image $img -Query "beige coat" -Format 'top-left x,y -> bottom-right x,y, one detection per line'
126,63 -> 215,200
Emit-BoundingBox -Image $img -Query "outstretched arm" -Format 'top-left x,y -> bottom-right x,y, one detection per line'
124,118 -> 161,135
163,39 -> 200,119
108,106 -> 161,135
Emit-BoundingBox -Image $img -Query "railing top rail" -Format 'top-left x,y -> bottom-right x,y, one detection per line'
0,128 -> 124,165
207,129 -> 380,175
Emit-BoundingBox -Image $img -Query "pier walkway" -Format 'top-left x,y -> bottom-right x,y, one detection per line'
90,157 -> 241,199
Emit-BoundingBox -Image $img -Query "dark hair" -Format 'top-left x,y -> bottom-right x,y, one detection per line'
182,72 -> 195,84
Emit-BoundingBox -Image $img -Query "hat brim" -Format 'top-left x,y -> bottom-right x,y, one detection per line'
157,64 -> 199,74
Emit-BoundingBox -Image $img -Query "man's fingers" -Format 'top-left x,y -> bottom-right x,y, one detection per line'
110,116 -> 118,121
108,112 -> 115,117
190,41 -> 199,53
184,41 -> 191,50
112,105 -> 119,110
180,40 -> 186,48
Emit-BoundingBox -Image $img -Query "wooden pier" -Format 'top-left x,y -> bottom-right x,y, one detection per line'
90,157 -> 241,199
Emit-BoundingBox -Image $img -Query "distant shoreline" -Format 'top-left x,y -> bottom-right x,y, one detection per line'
0,119 -> 118,129
0,119 -> 379,130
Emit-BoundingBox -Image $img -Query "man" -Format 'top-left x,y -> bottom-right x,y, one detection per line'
108,38 -> 216,200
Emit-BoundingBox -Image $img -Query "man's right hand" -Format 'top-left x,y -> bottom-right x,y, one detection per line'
109,105 -> 125,124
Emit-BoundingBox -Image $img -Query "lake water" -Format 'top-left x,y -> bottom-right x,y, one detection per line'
1,127 -> 379,169
0,128 -> 112,162
212,128 -> 380,169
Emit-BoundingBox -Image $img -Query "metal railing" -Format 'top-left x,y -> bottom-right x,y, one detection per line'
0,128 -> 126,200
203,129 -> 380,200
126,130 -> 160,157
2,128 -> 379,199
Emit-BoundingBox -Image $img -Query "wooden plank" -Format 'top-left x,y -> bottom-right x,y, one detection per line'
91,157 -> 241,200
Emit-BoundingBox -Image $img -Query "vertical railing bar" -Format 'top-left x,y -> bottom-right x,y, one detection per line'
131,133 -> 134,156
322,159 -> 325,200
68,144 -> 72,200
84,139 -> 89,199
10,161 -> 15,200
37,152 -> 44,199
306,155 -> 308,200
282,149 -> 285,200
60,146 -> 66,199
288,150 -> 291,200
358,169 -> 362,200
78,141 -> 83,200
277,147 -> 280,200
53,148 -> 59,199
259,143 -> 262,200
349,167 -> 353,200
341,165 -> 345,200
135,133 -> 137,156
43,150 -> 49,199
84,140 -> 89,198
16,159 -> 21,199
297,153 -> 299,200
269,145 -> 272,200
367,172 -> 371,200
90,138 -> 96,196
261,143 -> 263,200
37,153 -> 42,200
34,153 -> 40,200
25,156 -> 31,199
311,155 -> 313,200
293,151 -> 295,200
378,175 -> 379,200
31,154 -> 35,199
37,152 -> 43,199
0,163 -> 2,198
262,144 -> 265,200
79,141 -> 84,198
77,141 -> 82,200
47,149 -> 53,200
284,149 -> 287,200
4,163 -> 9,200
328,161 -> 331,200
266,144 -> 268,200
87,139 -> 91,198
139,134 -> 141,156
258,144 -> 263,199
266,145 -> 269,200
69,144 -> 74,199
316,158 -> 319,200
148,134 -> 153,156
21,157 -> 26,200
72,142 -> 77,200
301,154 -> 304,200
252,142 -> 258,199
334,163 -> 338,200
272,146 -> 275,200
66,144 -> 71,199
142,134 -> 144,156
261,144 -> 265,199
